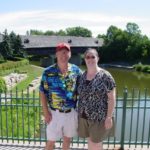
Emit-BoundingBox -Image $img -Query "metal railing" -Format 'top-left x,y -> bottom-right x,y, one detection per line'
0,88 -> 150,149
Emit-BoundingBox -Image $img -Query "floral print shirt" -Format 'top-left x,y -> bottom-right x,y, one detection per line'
39,63 -> 82,110
77,69 -> 116,122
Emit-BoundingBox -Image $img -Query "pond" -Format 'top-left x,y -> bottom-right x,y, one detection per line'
105,68 -> 150,143
106,68 -> 150,98
30,60 -> 150,97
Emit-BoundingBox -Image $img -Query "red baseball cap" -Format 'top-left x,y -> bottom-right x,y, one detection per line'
56,42 -> 71,52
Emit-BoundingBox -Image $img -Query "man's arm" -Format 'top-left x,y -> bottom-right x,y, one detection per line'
40,92 -> 52,124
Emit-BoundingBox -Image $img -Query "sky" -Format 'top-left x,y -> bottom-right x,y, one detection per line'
0,0 -> 150,37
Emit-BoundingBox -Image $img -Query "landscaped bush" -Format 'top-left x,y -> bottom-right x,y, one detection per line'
133,63 -> 143,71
141,65 -> 150,72
0,76 -> 7,93
133,63 -> 150,73
0,59 -> 29,73
147,69 -> 150,73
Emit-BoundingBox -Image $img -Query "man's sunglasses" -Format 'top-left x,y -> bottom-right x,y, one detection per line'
85,55 -> 96,59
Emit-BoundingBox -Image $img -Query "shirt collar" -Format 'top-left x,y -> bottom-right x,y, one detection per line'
56,63 -> 72,74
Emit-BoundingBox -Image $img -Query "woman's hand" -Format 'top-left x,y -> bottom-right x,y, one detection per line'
104,117 -> 113,130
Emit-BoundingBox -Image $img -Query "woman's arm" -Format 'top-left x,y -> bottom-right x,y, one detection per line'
107,87 -> 116,118
105,88 -> 116,129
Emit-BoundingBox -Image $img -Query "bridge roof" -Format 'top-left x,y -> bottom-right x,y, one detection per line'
0,34 -> 103,49
21,35 -> 103,48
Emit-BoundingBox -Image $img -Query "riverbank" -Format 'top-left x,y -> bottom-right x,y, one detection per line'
100,62 -> 134,70
101,64 -> 134,70
100,62 -> 150,73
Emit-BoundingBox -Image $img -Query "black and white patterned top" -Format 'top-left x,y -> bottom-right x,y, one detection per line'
77,69 -> 116,122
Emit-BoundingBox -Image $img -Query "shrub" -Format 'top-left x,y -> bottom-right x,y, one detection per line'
133,63 -> 143,71
147,69 -> 150,73
0,59 -> 29,73
141,65 -> 150,72
133,63 -> 150,73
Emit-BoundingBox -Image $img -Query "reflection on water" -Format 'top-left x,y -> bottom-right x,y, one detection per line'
114,100 -> 150,143
106,68 -> 150,98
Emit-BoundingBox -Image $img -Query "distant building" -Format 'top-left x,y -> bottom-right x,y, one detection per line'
0,34 -> 103,66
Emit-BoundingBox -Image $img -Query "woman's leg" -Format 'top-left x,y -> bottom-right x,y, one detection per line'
88,138 -> 103,150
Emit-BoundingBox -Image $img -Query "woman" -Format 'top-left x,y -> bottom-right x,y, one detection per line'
77,48 -> 116,150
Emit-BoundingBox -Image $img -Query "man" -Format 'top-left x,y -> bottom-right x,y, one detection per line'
39,42 -> 82,150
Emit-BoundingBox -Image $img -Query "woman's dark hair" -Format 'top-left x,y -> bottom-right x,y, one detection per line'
84,48 -> 99,58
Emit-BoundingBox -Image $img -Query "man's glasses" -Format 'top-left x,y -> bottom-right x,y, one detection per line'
85,55 -> 96,59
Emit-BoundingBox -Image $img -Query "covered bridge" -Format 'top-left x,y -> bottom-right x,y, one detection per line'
0,34 -> 103,66
22,35 -> 103,66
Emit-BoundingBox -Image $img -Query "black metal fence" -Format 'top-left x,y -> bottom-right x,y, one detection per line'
0,88 -> 150,149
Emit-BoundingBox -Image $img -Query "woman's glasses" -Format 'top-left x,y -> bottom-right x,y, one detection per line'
85,55 -> 96,59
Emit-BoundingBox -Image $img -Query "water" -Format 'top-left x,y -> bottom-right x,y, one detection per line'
30,61 -> 150,97
106,68 -> 150,97
114,100 -> 150,142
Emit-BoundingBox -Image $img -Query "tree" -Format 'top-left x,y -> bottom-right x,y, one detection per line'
125,23 -> 147,62
66,26 -> 92,37
9,32 -> 25,57
15,35 -> 25,57
9,31 -> 16,54
26,27 -> 92,37
0,30 -> 13,59
44,30 -> 55,35
0,30 -> 26,60
29,29 -> 44,35
126,34 -> 150,63
126,23 -> 141,35
99,25 -> 128,62
56,30 -> 67,36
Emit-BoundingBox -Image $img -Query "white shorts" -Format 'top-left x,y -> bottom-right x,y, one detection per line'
46,108 -> 78,141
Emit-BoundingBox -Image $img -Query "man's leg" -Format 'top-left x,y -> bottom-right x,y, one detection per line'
45,140 -> 55,150
88,138 -> 103,150
62,136 -> 71,150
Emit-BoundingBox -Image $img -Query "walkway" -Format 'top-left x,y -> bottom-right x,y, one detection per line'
0,144 -> 86,150
0,142 -> 87,150
1,142 -> 150,150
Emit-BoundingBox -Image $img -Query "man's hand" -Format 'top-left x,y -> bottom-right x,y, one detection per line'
44,111 -> 52,124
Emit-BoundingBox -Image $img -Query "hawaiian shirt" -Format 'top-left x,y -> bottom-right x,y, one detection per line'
77,69 -> 116,122
39,63 -> 82,110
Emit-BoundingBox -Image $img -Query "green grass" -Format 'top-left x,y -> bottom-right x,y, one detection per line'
0,99 -> 41,138
0,61 -> 43,139
11,65 -> 44,92
29,61 -> 41,66
0,59 -> 44,93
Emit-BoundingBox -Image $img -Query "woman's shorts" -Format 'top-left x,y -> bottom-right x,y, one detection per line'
78,117 -> 115,143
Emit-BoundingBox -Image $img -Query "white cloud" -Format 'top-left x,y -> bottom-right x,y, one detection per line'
0,10 -> 149,37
